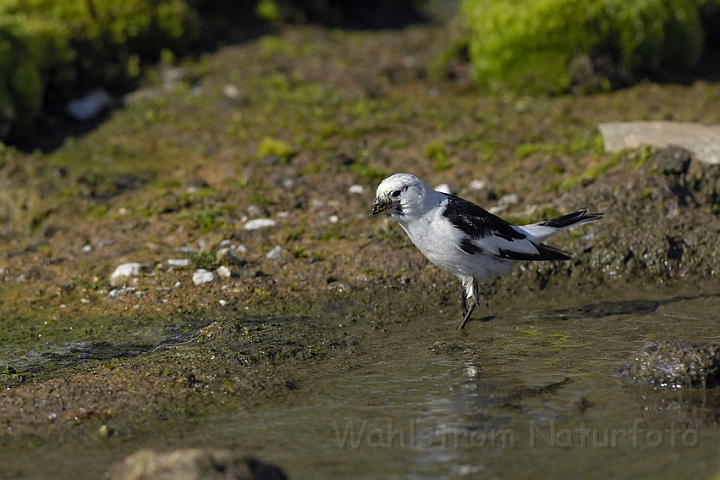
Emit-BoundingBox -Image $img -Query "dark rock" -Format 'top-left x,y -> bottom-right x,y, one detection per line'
654,146 -> 692,175
618,340 -> 720,388
103,448 -> 286,480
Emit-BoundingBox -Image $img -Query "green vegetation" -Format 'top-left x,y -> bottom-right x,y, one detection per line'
257,137 -> 295,161
424,140 -> 452,170
0,0 -> 194,141
461,0 -> 704,94
515,134 -> 605,158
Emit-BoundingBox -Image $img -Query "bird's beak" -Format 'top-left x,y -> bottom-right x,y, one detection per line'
371,197 -> 389,215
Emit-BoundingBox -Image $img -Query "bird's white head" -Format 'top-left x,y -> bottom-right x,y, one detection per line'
372,173 -> 433,219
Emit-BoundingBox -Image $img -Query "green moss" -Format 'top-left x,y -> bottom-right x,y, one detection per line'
461,0 -> 704,94
349,163 -> 387,181
191,250 -> 219,269
85,202 -> 109,222
257,137 -> 295,161
320,225 -> 345,241
631,144 -> 656,167
256,0 -> 282,22
178,207 -> 234,233
424,140 -> 452,170
0,0 -> 199,140
290,243 -> 308,258
516,134 -> 605,158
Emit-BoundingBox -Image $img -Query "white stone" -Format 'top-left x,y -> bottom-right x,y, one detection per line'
243,218 -> 276,230
167,259 -> 190,267
469,179 -> 490,191
348,184 -> 364,194
266,245 -> 283,260
329,215 -> 339,223
222,84 -> 239,99
81,245 -> 92,253
216,266 -> 232,278
110,263 -> 142,286
498,193 -> 519,206
219,299 -> 228,306
488,205 -> 506,215
192,269 -> 214,285
598,121 -> 720,165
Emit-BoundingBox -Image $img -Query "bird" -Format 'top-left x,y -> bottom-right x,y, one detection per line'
371,173 -> 602,330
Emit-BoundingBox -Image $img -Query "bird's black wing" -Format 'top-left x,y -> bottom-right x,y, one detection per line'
441,194 -> 570,261
441,194 -> 526,241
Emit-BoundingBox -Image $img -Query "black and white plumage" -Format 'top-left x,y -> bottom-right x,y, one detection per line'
371,173 -> 603,330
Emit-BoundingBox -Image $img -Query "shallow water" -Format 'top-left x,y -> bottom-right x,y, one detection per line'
4,285 -> 720,479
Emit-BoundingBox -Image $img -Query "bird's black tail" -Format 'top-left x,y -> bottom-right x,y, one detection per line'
538,209 -> 604,229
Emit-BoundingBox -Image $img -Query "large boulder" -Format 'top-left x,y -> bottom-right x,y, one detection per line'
103,449 -> 287,480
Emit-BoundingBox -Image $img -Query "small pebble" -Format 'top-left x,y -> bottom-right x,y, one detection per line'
348,184 -> 364,194
244,218 -> 276,230
222,84 -> 239,99
110,263 -> 142,286
108,287 -> 134,300
246,204 -> 265,218
469,179 -> 491,191
219,299 -> 228,306
329,215 -> 339,223
98,424 -> 111,438
167,259 -> 190,267
402,56 -> 416,68
81,245 -> 92,253
266,245 -> 283,260
192,269 -> 214,285
175,246 -> 200,253
216,266 -> 232,278
498,193 -> 519,206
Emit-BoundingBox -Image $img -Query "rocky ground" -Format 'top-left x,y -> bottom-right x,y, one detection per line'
2,23 -> 720,476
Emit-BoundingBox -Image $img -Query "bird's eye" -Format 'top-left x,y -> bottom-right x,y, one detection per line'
391,190 -> 402,198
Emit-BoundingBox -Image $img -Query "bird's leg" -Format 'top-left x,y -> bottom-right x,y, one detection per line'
459,289 -> 468,316
458,278 -> 479,330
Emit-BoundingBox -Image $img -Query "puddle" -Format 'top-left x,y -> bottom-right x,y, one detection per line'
2,286 -> 720,479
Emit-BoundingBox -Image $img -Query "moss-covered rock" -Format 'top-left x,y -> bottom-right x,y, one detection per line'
461,0 -> 704,94
618,340 -> 720,388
